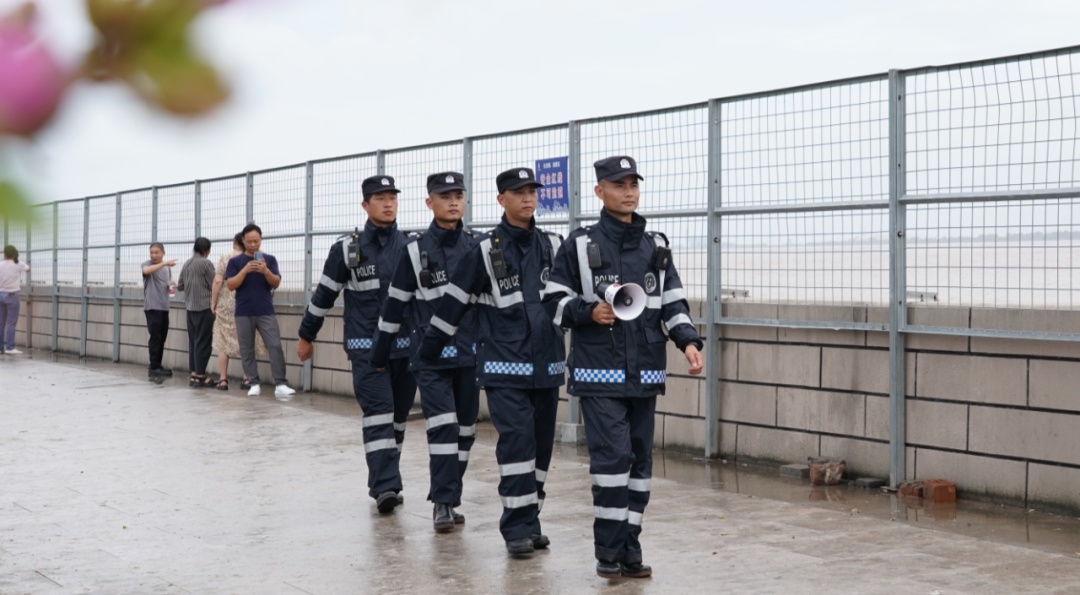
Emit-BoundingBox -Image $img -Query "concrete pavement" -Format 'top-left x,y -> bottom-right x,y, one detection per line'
2,353 -> 1079,594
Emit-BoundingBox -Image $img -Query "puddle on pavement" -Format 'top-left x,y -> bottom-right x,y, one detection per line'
37,349 -> 1080,559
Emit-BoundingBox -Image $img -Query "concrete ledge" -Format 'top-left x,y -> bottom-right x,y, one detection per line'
554,421 -> 585,445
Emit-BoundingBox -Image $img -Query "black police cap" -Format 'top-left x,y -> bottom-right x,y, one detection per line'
594,155 -> 644,183
427,171 -> 466,194
361,175 -> 401,199
496,167 -> 544,193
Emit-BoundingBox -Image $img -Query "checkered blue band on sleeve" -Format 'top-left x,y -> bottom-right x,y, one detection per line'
573,368 -> 626,383
346,338 -> 373,350
547,362 -> 566,375
440,345 -> 458,358
484,361 -> 534,376
396,337 -> 411,350
640,370 -> 667,384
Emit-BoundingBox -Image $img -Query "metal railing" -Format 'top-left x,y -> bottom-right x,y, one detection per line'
8,45 -> 1080,488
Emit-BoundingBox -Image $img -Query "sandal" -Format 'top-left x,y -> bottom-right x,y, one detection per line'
241,378 -> 252,391
215,378 -> 229,391
189,375 -> 209,388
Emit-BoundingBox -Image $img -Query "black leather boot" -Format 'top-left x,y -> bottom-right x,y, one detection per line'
432,503 -> 455,533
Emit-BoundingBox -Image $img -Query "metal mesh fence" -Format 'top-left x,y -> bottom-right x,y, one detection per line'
200,176 -> 248,242
579,106 -> 710,216
252,166 -> 306,237
119,189 -> 153,246
156,184 -> 196,243
86,195 -> 116,248
10,45 -> 1080,343
384,143 -> 464,231
471,126 -> 569,225
721,79 -> 890,208
312,155 -> 376,233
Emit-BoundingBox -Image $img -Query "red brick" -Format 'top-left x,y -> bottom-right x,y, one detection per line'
898,480 -> 924,498
922,479 -> 956,504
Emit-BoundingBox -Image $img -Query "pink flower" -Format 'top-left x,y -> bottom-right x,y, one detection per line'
0,24 -> 66,137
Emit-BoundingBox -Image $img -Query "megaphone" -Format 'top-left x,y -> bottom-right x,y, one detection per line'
596,281 -> 646,321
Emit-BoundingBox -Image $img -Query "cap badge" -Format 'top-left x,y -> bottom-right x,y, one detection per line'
381,178 -> 390,186
620,158 -> 631,169
445,175 -> 454,183
518,170 -> 528,179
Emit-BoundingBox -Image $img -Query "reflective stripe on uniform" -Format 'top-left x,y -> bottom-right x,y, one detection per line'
501,493 -> 539,509
663,287 -> 686,304
362,413 -> 394,428
574,368 -> 626,383
628,477 -> 652,492
484,361 -> 534,376
499,460 -> 535,477
426,412 -> 456,430
575,235 -> 598,303
319,273 -> 344,292
428,443 -> 458,455
594,506 -> 629,521
378,317 -> 401,333
592,471 -> 630,487
458,424 -> 476,437
364,438 -> 397,453
628,511 -> 644,526
535,468 -> 548,483
388,286 -> 413,302
348,278 -> 380,292
664,313 -> 692,330
479,238 -> 526,309
306,303 -> 328,317
430,315 -> 457,336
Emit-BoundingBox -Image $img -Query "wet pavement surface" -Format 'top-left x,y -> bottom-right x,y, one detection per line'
2,351 -> 1080,594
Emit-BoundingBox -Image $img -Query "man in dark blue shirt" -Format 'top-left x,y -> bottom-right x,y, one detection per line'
225,223 -> 295,400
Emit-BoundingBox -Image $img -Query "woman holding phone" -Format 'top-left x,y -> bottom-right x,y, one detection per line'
224,223 -> 296,400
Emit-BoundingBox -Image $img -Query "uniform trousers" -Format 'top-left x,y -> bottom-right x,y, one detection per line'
414,366 -> 479,506
486,385 -> 559,542
352,356 -> 417,498
581,395 -> 657,565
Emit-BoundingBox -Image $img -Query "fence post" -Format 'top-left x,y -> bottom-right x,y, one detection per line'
704,99 -> 723,458
50,202 -> 58,351
113,193 -> 122,362
566,120 -> 581,425
194,180 -> 202,238
245,172 -> 254,224
376,150 -> 385,175
302,162 -> 314,392
25,216 -> 32,350
80,198 -> 90,357
888,69 -> 909,491
462,138 -> 473,228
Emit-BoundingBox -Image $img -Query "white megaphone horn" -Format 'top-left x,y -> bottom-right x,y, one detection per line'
596,281 -> 646,321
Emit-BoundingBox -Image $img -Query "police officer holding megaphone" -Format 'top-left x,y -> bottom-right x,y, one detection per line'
542,155 -> 703,580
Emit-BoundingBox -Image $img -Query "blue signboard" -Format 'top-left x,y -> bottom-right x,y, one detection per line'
535,156 -> 568,215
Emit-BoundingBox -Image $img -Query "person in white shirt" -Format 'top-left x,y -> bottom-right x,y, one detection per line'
0,245 -> 31,354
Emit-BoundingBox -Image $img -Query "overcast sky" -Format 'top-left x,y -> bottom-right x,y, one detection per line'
7,0 -> 1080,202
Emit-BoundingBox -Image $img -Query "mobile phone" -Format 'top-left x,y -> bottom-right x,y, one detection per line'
254,252 -> 264,262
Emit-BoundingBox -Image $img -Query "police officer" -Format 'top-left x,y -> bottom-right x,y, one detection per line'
418,167 -> 564,556
541,155 -> 704,579
296,175 -> 417,514
372,171 -> 479,533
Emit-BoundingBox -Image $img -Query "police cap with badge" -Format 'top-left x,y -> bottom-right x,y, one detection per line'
496,167 -> 543,193
427,171 -> 467,194
594,155 -> 644,183
361,175 -> 401,199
